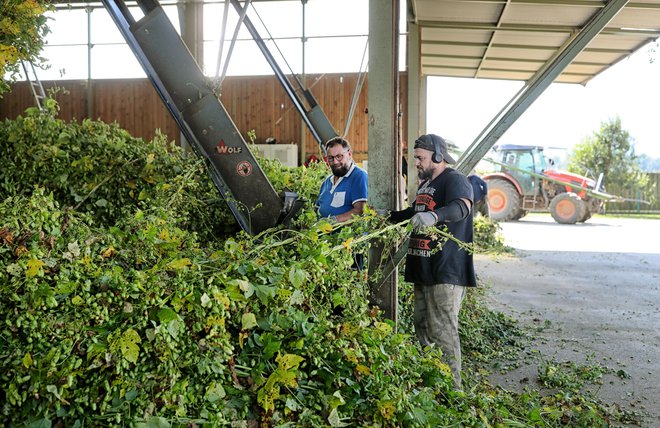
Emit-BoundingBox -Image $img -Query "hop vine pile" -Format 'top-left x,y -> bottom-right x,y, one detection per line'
1,102 -> 622,427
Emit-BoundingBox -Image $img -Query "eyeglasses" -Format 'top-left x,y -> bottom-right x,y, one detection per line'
327,150 -> 348,163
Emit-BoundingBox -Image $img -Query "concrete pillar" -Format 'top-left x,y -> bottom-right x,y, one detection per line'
300,0 -> 308,165
368,0 -> 399,323
86,7 -> 94,119
178,0 -> 204,65
178,0 -> 204,153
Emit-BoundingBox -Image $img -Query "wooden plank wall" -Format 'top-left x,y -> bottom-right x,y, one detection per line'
605,172 -> 660,213
1,72 -> 409,165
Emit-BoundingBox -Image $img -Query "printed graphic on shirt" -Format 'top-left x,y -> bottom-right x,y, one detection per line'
418,185 -> 436,196
414,194 -> 436,212
408,237 -> 433,257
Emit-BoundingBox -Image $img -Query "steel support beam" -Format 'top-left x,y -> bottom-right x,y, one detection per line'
476,0 -> 512,77
456,0 -> 629,174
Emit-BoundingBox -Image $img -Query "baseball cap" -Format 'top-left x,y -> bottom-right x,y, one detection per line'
414,134 -> 456,164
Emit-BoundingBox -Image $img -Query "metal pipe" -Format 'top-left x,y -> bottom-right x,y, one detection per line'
87,6 -> 94,118
219,0 -> 251,84
229,0 -> 324,144
214,0 -> 231,79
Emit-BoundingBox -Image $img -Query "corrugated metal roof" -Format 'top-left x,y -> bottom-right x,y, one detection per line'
409,0 -> 660,84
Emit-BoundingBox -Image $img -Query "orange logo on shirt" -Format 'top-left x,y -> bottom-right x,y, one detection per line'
409,237 -> 432,250
415,194 -> 436,211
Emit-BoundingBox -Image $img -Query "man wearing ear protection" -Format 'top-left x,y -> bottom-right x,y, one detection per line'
385,133 -> 476,390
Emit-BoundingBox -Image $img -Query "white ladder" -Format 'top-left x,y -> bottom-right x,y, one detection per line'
21,60 -> 46,109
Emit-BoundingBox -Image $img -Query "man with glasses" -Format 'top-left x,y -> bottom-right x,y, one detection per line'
316,137 -> 368,223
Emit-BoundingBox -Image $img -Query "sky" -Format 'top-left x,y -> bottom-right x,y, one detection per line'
26,1 -> 660,160
426,42 -> 660,159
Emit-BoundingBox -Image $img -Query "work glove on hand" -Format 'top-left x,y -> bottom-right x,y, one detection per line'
410,211 -> 438,232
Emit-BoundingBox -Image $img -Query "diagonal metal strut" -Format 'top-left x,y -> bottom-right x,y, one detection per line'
456,0 -> 630,175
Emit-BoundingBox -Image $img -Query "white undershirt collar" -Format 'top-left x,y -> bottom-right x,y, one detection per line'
330,162 -> 356,191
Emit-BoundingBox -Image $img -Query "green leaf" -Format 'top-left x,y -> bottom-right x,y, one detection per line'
528,406 -> 542,422
285,397 -> 299,412
27,418 -> 52,428
26,258 -> 45,277
224,239 -> 241,255
226,282 -> 247,301
157,307 -> 179,323
6,263 -> 22,276
241,312 -> 257,330
254,283 -> 276,304
288,266 -> 308,288
204,382 -> 226,403
289,289 -> 304,306
329,390 -> 346,410
166,258 -> 191,269
277,353 -> 304,370
235,279 -> 254,297
271,367 -> 297,387
112,328 -> 141,364
261,335 -> 281,360
257,380 -> 279,413
22,352 -> 33,368
145,417 -> 170,428
67,241 -> 81,257
46,385 -> 64,402
87,342 -> 107,359
166,318 -> 183,339
328,408 -> 349,427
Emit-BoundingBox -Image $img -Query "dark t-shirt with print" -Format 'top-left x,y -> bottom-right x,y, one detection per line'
394,168 -> 477,287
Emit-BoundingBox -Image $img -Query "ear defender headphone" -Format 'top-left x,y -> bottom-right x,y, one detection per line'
431,136 -> 444,164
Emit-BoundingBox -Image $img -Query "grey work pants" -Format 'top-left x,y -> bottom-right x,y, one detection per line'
414,283 -> 466,389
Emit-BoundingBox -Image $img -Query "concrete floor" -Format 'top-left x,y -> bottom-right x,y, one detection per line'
475,214 -> 660,427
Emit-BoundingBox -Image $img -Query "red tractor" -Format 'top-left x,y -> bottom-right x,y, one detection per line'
482,144 -> 606,224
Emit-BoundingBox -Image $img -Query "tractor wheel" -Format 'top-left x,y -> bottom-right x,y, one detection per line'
579,199 -> 599,222
486,178 -> 521,221
513,210 -> 528,220
549,192 -> 587,224
579,209 -> 592,223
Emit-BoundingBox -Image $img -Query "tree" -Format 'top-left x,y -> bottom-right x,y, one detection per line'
568,117 -> 648,190
0,0 -> 52,96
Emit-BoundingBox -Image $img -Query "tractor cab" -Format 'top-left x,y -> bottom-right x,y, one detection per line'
492,144 -> 547,196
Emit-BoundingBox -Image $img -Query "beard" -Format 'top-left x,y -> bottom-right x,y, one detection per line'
417,165 -> 434,180
331,164 -> 350,177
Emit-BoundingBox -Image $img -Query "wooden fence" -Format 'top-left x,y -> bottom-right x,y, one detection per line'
604,172 -> 660,213
0,72 -> 409,165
